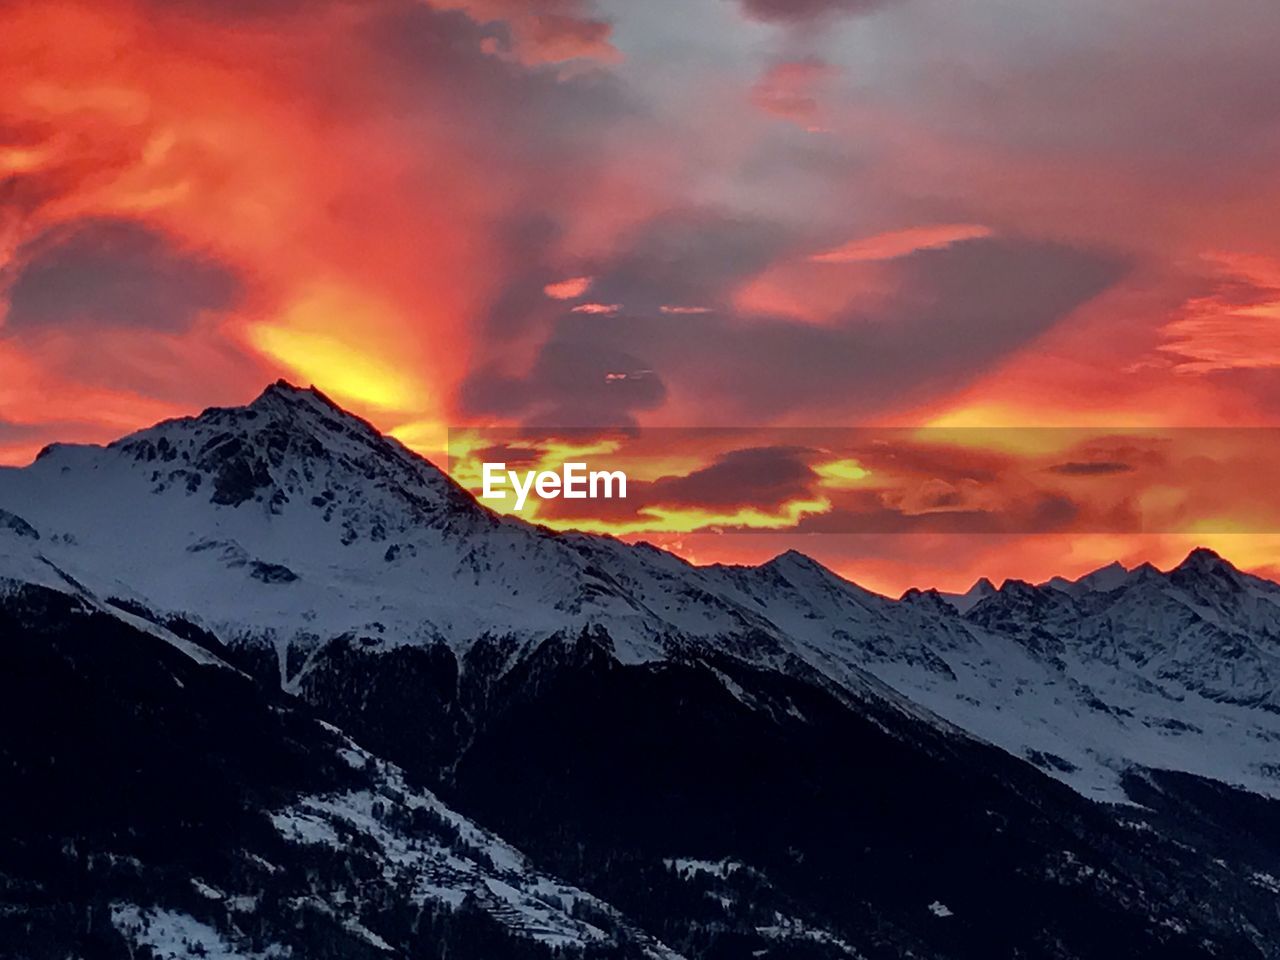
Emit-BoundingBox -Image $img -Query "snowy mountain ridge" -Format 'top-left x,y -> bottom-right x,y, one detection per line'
3,381 -> 1280,805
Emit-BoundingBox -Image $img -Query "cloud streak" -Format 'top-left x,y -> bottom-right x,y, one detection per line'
736,0 -> 892,24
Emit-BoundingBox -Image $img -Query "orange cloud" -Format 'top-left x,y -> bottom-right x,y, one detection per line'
750,59 -> 836,127
811,224 -> 994,264
544,276 -> 594,300
1159,253 -> 1280,373
0,0 -> 669,451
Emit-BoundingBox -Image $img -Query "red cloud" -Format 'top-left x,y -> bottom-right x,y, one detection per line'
750,59 -> 836,126
432,0 -> 620,64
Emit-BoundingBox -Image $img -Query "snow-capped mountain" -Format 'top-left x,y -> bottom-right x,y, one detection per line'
1043,560 -> 1133,597
6,381 -> 1280,959
0,383 -> 920,681
938,575 -> 997,613
0,381 -> 684,666
953,551 -> 1280,799
4,381 -> 1280,804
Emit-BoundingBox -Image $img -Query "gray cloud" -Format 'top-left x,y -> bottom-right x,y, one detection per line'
737,0 -> 891,23
461,231 -> 1125,426
586,210 -> 792,314
0,420 -> 47,444
4,219 -> 241,333
462,331 -> 667,426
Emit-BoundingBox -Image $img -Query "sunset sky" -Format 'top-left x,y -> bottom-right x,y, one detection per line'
4,0 -> 1280,594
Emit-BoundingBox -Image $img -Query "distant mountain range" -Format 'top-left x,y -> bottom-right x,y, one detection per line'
4,382 -> 1280,959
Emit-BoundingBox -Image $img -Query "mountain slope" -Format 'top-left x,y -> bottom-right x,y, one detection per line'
0,563 -> 681,959
6,525 -> 1278,959
6,383 -> 1280,806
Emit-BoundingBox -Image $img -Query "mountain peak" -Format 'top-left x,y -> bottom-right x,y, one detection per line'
899,585 -> 955,613
763,549 -> 839,580
255,378 -> 335,407
265,377 -> 307,394
998,577 -> 1038,596
243,380 -> 365,428
1076,559 -> 1131,591
160,381 -> 409,469
1091,560 -> 1127,575
970,576 -> 997,594
759,549 -> 885,602
935,576 -> 996,613
80,381 -> 462,516
1128,561 -> 1162,582
1175,547 -> 1235,576
771,548 -> 817,567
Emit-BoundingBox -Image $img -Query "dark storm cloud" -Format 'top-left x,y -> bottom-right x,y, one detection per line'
462,232 -> 1126,426
4,219 -> 241,333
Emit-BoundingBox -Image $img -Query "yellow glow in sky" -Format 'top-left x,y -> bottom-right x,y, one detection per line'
247,288 -> 423,411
